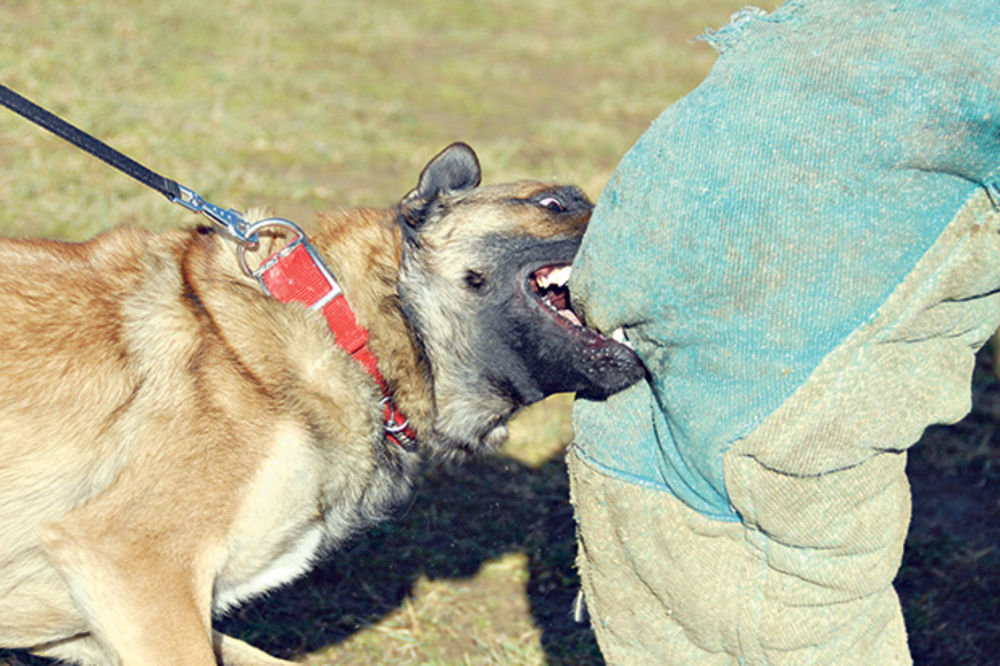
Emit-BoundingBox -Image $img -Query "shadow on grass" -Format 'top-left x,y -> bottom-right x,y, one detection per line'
0,452 -> 599,666
215,454 -> 601,664
896,344 -> 1000,665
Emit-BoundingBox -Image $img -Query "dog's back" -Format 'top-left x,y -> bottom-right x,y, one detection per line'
0,225 -> 372,662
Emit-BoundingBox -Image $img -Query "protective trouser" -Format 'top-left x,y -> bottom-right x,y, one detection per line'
569,1 -> 1000,663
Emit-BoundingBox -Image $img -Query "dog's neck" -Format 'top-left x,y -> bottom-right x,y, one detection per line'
308,207 -> 435,439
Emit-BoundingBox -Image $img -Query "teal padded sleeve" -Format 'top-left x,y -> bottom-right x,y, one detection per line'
571,0 -> 1000,520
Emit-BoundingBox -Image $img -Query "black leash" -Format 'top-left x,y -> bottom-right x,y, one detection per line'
0,84 -> 257,246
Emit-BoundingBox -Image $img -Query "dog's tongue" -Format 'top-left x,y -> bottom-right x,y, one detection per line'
559,307 -> 582,326
535,265 -> 584,326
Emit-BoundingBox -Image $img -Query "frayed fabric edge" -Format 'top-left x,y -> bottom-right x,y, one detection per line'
696,1 -> 804,53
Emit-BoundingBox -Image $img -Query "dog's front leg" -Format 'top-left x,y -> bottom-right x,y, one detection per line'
42,520 -> 217,665
213,632 -> 297,665
40,474 -> 223,666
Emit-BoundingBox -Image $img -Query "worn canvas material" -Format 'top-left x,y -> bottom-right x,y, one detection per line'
570,187 -> 1000,663
568,0 -> 1000,662
571,0 -> 1000,520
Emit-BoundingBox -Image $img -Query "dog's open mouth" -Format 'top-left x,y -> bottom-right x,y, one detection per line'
529,264 -> 582,327
520,260 -> 643,398
527,263 -> 626,348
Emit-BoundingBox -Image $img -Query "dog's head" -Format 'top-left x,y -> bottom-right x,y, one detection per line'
397,143 -> 644,455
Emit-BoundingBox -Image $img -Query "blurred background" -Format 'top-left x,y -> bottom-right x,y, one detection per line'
1,1 -> 996,664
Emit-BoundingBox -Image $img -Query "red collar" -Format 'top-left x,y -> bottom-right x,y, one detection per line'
240,221 -> 417,450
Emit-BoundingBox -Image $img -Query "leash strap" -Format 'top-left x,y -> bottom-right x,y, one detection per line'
0,84 -> 256,246
0,83 -> 416,449
0,84 -> 181,202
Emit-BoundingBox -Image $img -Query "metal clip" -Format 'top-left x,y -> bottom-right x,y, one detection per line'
236,217 -> 323,280
380,396 -> 411,434
173,184 -> 259,248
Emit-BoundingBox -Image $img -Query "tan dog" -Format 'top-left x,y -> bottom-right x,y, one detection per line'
0,143 -> 643,664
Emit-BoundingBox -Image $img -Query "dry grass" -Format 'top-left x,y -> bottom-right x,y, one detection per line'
1,1 -> 997,664
0,0 -> 748,239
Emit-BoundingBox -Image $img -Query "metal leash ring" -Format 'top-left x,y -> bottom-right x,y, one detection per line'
236,217 -> 309,277
379,396 -> 412,434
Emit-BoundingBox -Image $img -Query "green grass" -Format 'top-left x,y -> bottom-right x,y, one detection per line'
4,1 -> 997,665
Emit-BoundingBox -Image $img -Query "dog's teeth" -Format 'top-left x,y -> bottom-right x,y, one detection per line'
535,265 -> 572,290
550,266 -> 572,287
610,327 -> 634,349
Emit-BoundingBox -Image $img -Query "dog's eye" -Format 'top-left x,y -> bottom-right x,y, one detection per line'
538,196 -> 566,213
464,270 -> 486,291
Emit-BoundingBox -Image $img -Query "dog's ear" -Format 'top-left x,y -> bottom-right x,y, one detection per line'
399,143 -> 481,239
415,142 -> 481,200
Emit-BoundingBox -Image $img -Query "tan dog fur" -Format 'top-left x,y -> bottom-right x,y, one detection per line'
0,144 -> 642,664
